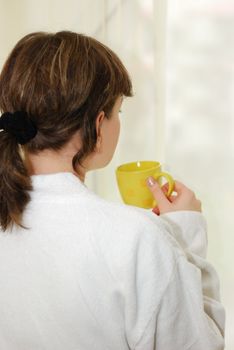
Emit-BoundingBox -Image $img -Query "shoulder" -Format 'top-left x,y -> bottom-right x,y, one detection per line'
85,190 -> 163,239
87,191 -> 183,252
85,192 -> 185,278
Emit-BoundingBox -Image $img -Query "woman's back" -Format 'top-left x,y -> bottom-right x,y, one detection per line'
0,172 -> 225,350
0,172 -> 182,349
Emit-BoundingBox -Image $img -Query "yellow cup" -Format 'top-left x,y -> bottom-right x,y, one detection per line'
115,160 -> 174,209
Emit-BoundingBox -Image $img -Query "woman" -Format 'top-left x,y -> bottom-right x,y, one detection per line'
0,31 -> 225,349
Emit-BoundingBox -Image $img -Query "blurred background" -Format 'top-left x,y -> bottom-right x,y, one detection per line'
0,0 -> 233,348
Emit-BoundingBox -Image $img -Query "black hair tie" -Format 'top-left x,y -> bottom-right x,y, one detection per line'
0,111 -> 37,145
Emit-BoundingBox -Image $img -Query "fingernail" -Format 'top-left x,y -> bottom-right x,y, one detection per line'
146,176 -> 156,187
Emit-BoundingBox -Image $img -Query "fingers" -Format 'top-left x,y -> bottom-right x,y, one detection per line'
168,194 -> 177,202
146,178 -> 170,208
161,182 -> 169,194
162,180 -> 189,195
172,180 -> 188,194
161,180 -> 185,190
161,182 -> 177,199
152,206 -> 160,215
147,177 -> 202,214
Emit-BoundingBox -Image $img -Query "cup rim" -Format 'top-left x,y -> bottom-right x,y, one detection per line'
116,160 -> 161,173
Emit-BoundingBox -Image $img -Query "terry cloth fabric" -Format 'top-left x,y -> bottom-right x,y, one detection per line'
0,172 -> 225,350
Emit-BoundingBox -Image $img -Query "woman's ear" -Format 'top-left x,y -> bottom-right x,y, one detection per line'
96,111 -> 105,137
95,111 -> 105,152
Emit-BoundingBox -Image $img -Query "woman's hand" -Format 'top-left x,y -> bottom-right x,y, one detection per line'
146,177 -> 202,215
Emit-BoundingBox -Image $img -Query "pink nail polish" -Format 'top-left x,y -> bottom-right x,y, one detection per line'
147,176 -> 156,187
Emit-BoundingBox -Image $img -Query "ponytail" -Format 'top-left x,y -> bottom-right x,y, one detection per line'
0,132 -> 31,232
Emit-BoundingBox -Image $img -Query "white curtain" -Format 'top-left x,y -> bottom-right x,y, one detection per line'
166,2 -> 234,349
0,0 -> 233,348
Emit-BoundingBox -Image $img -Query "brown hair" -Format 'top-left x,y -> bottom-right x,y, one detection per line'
0,30 -> 133,232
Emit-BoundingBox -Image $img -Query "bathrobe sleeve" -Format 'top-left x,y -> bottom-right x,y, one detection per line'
125,210 -> 225,350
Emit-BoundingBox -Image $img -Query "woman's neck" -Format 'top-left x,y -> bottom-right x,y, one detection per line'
23,150 -> 86,182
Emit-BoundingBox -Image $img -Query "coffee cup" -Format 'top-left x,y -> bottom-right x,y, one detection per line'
115,160 -> 174,208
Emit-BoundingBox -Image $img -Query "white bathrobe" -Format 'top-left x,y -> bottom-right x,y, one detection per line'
0,172 -> 225,349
